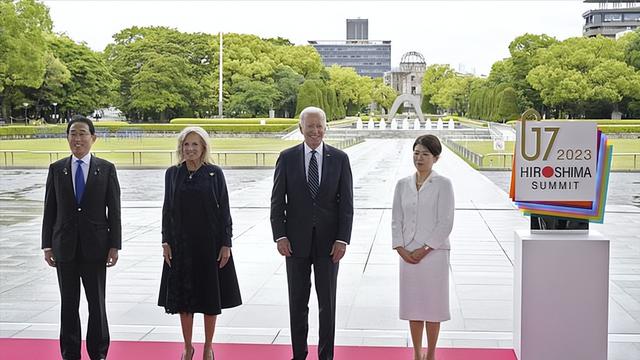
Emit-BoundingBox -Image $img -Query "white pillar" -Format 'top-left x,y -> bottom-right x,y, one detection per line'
514,230 -> 609,360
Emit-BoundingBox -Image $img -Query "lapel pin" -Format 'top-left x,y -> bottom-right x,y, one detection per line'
209,172 -> 214,176
63,168 -> 68,175
94,168 -> 100,175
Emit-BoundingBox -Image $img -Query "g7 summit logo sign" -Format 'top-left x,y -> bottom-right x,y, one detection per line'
514,110 -> 597,202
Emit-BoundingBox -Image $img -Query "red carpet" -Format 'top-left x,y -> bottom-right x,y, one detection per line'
0,338 -> 517,359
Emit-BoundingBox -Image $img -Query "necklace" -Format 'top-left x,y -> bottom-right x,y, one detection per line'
187,165 -> 201,179
416,172 -> 429,188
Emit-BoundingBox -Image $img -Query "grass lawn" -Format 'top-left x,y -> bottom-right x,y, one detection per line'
453,139 -> 640,171
0,138 -> 302,167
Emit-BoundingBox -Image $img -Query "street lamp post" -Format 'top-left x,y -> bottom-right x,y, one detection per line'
22,102 -> 29,126
52,102 -> 58,123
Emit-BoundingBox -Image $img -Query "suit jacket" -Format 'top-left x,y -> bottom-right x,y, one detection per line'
161,163 -> 233,249
391,170 -> 454,251
270,143 -> 353,258
41,155 -> 122,262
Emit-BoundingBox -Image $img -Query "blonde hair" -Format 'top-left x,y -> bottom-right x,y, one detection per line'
175,126 -> 213,165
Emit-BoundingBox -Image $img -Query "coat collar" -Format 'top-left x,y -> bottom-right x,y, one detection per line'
61,154 -> 101,204
412,170 -> 439,192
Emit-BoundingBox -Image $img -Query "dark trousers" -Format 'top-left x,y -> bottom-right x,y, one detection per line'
56,259 -> 109,360
286,233 -> 339,360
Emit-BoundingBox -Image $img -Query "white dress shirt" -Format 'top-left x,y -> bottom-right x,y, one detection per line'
304,142 -> 323,184
71,153 -> 91,196
391,170 -> 455,251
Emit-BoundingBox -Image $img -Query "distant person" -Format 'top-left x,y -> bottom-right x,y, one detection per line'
41,115 -> 121,360
158,126 -> 241,360
391,135 -> 454,360
270,106 -> 354,360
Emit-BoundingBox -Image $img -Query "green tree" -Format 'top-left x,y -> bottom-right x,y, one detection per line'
105,28 -> 321,121
327,65 -> 361,111
48,35 -> 115,117
30,49 -> 71,120
371,79 -> 397,113
325,86 -> 339,120
496,87 -> 520,122
486,59 -> 515,86
227,79 -> 281,117
105,26 -> 214,120
273,65 -> 304,117
431,76 -> 475,115
507,33 -> 558,114
296,79 -> 325,116
0,0 -> 52,120
623,28 -> 640,70
130,54 -> 198,122
274,45 -> 324,79
528,36 -> 640,118
421,64 -> 456,113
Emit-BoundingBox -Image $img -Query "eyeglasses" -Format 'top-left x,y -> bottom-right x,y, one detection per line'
68,133 -> 92,138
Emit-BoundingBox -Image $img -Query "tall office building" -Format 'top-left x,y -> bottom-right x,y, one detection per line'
309,19 -> 391,78
346,18 -> 368,40
582,0 -> 639,38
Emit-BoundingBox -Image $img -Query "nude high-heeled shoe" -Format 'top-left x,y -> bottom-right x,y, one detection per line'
203,347 -> 214,360
181,346 -> 194,360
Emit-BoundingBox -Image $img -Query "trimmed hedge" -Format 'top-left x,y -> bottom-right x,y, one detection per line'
170,118 -> 298,125
506,119 -> 640,126
0,123 -> 295,137
0,125 -> 66,136
328,118 -> 356,127
503,119 -> 640,134
444,116 -> 482,127
597,125 -> 640,134
96,123 -> 294,133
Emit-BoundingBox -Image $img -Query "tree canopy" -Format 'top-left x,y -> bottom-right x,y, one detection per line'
0,0 -> 52,120
429,32 -> 640,120
7,1 -> 635,122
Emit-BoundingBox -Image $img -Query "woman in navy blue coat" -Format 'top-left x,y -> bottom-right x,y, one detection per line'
159,127 -> 241,360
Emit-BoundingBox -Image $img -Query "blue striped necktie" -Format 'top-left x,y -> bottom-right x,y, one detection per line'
75,159 -> 85,204
308,150 -> 319,198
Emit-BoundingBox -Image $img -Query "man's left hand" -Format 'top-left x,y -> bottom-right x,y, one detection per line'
106,248 -> 119,267
330,242 -> 347,263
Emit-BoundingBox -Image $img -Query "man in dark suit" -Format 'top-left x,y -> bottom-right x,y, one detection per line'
271,106 -> 353,360
42,115 -> 121,360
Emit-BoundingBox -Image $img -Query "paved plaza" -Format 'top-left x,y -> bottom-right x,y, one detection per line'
1,139 -> 639,359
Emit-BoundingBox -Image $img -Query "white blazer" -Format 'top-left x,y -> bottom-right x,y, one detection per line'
391,170 -> 454,251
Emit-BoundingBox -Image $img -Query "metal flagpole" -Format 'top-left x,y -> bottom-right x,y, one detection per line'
218,32 -> 223,118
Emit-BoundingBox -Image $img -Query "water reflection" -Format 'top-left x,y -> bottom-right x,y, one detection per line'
1,169 -> 637,207
0,169 -> 273,203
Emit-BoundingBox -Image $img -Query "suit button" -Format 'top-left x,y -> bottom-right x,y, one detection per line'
77,207 -> 82,212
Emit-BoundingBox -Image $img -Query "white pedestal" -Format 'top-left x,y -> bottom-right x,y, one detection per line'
514,230 -> 609,360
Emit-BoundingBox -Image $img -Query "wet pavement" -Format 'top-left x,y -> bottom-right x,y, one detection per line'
1,139 -> 639,359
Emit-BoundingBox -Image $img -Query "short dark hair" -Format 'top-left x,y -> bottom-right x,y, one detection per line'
413,134 -> 442,156
66,115 -> 95,135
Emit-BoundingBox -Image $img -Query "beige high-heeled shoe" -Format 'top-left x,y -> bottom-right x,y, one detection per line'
181,346 -> 194,360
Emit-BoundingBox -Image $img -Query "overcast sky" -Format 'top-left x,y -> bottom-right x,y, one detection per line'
43,0 -> 595,76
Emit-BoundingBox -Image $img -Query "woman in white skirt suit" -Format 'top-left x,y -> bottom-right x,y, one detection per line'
392,135 -> 454,360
